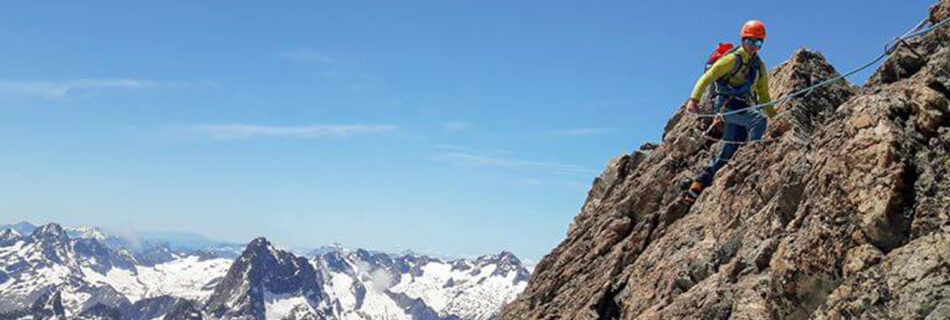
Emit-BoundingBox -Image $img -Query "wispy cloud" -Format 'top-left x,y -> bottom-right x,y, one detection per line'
552,127 -> 617,136
0,79 -> 216,98
434,149 -> 597,175
442,121 -> 473,131
189,124 -> 398,140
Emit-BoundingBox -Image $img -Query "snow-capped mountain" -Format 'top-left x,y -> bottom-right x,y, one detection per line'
0,224 -> 119,316
204,238 -> 329,320
0,223 -> 232,318
181,238 -> 529,320
0,222 -> 39,239
0,223 -> 530,320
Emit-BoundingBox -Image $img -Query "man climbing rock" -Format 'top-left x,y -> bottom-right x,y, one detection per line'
685,20 -> 776,201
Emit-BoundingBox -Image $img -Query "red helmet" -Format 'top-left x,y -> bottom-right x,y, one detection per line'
741,20 -> 766,40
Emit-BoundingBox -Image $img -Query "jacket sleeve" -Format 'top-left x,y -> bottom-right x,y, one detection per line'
755,60 -> 776,117
689,54 -> 738,101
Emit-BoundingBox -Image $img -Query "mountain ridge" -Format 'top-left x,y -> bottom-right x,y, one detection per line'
0,221 -> 518,264
497,2 -> 950,319
1,222 -> 530,320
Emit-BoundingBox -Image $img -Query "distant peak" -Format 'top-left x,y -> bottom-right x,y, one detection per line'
0,228 -> 19,237
65,226 -> 108,240
13,221 -> 36,228
248,237 -> 270,247
2,221 -> 38,236
35,223 -> 64,232
242,237 -> 278,257
499,250 -> 522,262
476,251 -> 522,265
30,223 -> 68,242
0,228 -> 22,246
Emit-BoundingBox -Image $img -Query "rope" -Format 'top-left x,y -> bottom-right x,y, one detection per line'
697,117 -> 784,146
901,17 -> 931,38
689,13 -> 950,145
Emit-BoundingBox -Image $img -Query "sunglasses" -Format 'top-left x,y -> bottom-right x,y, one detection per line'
743,38 -> 764,48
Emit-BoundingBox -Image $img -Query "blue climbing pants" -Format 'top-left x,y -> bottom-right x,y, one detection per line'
696,97 -> 768,186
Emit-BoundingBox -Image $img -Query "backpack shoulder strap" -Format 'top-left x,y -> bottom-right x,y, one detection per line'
747,54 -> 762,81
726,47 -> 744,75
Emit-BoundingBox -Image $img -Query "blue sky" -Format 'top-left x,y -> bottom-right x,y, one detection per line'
0,0 -> 935,260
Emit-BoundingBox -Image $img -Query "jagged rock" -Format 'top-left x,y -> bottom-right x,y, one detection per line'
29,224 -> 71,265
203,237 -> 329,320
813,233 -> 950,319
123,296 -> 185,320
133,244 -> 184,267
72,238 -> 138,274
0,309 -> 29,320
384,292 -> 444,320
0,229 -> 22,247
30,290 -> 66,320
75,304 -> 122,320
162,300 -> 203,320
497,1 -> 950,319
394,253 -> 436,277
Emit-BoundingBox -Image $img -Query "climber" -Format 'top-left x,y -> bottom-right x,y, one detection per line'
684,19 -> 776,201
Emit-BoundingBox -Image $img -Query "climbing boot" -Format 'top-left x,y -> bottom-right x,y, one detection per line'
684,180 -> 705,203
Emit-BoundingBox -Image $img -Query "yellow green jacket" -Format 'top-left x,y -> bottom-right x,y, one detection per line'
690,47 -> 775,117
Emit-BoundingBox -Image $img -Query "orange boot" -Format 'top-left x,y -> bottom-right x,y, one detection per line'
685,180 -> 705,202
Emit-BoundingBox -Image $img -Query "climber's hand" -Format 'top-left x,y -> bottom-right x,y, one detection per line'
768,117 -> 792,137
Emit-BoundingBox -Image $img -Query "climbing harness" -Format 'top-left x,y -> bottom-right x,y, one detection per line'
687,14 -> 950,145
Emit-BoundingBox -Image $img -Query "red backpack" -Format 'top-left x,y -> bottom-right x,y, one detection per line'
706,42 -> 735,70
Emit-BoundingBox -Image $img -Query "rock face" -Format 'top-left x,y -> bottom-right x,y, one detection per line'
75,304 -> 122,320
31,290 -> 67,320
71,238 -> 138,274
124,296 -> 188,320
164,300 -> 205,320
497,2 -> 950,320
30,224 -> 73,266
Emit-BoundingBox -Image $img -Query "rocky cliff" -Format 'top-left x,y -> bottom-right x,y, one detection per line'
497,1 -> 950,319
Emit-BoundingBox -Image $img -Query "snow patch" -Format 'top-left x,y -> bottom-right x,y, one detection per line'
82,255 -> 230,302
264,292 -> 315,320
